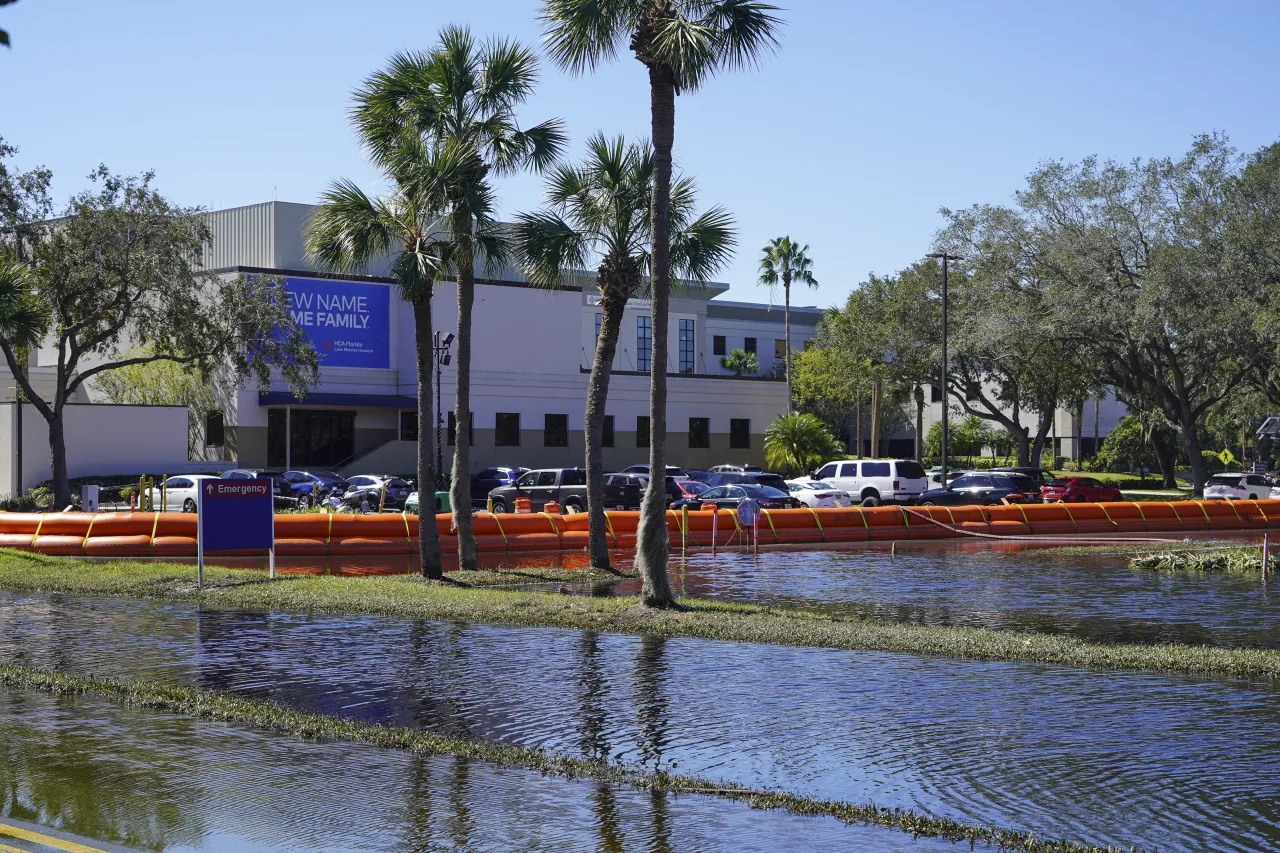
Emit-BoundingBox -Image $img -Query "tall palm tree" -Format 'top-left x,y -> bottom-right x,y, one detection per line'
541,0 -> 782,607
305,139 -> 457,579
513,133 -> 735,572
352,26 -> 566,571
758,236 -> 817,409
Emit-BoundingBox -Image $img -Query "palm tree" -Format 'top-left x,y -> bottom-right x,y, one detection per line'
541,0 -> 783,608
719,348 -> 758,376
513,133 -> 735,573
763,412 -> 841,476
758,236 -> 817,408
305,139 -> 457,579
352,27 -> 566,571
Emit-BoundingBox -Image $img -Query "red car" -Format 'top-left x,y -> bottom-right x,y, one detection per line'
1040,477 -> 1123,503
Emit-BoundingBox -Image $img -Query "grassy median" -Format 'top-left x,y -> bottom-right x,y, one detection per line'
1,550 -> 1279,679
0,662 -> 1134,853
1130,548 -> 1275,575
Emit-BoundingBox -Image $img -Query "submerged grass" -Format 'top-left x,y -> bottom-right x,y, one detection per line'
0,662 -> 1136,853
0,550 -> 1278,679
1130,548 -> 1276,576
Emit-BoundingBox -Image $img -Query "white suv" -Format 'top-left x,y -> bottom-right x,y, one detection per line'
1204,472 -> 1271,501
813,459 -> 929,506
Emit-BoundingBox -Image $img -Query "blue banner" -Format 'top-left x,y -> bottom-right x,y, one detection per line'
285,277 -> 390,369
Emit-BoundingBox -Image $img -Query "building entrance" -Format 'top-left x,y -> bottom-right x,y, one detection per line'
267,409 -> 355,468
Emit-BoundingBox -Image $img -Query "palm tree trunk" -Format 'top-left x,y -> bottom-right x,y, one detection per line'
450,213 -> 477,571
586,290 -> 625,572
855,391 -> 863,458
914,385 -> 924,461
783,273 -> 792,412
636,65 -> 676,608
413,297 -> 442,579
869,378 -> 881,459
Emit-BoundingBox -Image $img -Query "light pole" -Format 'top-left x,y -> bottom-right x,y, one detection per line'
433,332 -> 454,486
926,253 -> 962,481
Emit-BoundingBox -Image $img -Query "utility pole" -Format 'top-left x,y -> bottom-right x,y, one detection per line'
926,253 -> 962,481
433,332 -> 454,488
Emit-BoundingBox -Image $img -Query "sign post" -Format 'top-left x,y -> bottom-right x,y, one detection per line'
737,499 -> 760,554
197,479 -> 276,588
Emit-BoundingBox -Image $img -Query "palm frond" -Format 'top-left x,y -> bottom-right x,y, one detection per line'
539,0 -> 639,75
0,258 -> 48,348
512,210 -> 591,290
672,205 -> 737,284
478,37 -> 540,110
304,180 -> 397,274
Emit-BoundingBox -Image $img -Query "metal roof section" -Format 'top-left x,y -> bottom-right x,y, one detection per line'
705,299 -> 825,325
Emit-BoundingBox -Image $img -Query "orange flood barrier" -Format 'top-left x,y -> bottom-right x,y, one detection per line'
2,500 -> 1277,560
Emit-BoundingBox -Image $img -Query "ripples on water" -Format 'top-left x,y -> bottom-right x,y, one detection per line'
0,688 -> 945,853
2,593 -> 1278,851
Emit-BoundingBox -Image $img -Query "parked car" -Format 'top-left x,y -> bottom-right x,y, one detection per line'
609,472 -> 683,506
488,468 -> 641,514
709,463 -> 762,474
990,466 -> 1058,488
914,472 -> 1042,506
785,478 -> 852,508
469,467 -> 529,505
681,469 -> 715,483
404,490 -> 451,515
673,479 -> 711,500
1204,472 -> 1272,501
703,471 -> 790,491
671,483 -> 802,511
281,470 -> 350,509
147,474 -> 220,513
812,459 -> 929,506
1039,476 -> 1123,503
927,467 -> 969,488
601,474 -> 647,510
220,468 -> 290,500
620,464 -> 692,479
343,475 -> 413,510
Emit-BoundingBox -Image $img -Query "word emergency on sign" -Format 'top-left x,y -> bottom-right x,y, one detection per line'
197,478 -> 276,586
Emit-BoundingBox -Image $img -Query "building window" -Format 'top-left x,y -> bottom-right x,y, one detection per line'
637,415 -> 650,448
679,319 -> 695,374
495,412 -> 520,446
930,385 -> 942,403
400,410 -> 418,442
204,411 -> 224,447
744,337 -> 757,355
803,339 -> 813,350
774,339 -> 786,360
594,313 -> 602,342
712,335 -> 726,356
689,417 -> 710,449
447,411 -> 473,446
544,413 -> 568,447
602,415 -> 614,448
730,418 -> 750,449
636,316 -> 651,372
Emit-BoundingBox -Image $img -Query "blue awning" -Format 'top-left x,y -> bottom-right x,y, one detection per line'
258,392 -> 418,409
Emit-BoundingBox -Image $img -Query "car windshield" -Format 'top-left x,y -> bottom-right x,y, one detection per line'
680,481 -> 709,495
1208,475 -> 1243,487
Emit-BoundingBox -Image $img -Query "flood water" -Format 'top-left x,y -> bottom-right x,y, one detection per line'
2,592 -> 1278,852
0,688 -> 951,852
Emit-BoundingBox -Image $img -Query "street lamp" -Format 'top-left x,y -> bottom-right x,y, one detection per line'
925,253 -> 962,481
434,332 -> 454,484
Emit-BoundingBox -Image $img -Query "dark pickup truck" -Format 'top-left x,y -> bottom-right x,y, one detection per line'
487,468 -> 643,513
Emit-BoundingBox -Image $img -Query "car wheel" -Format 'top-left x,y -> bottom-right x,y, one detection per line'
921,501 -> 936,507
297,494 -> 312,511
490,499 -> 508,514
563,499 -> 584,514
860,492 -> 881,507
182,498 -> 196,513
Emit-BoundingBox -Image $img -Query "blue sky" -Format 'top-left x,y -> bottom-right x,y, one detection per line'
3,1 -> 1277,306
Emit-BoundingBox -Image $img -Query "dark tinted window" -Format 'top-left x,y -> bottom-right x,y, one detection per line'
713,335 -> 726,356
560,469 -> 586,486
972,475 -> 994,488
681,481 -> 710,495
895,461 -> 926,480
689,417 -> 710,449
751,486 -> 789,499
930,385 -> 942,403
816,464 -> 836,479
516,472 -> 537,487
495,413 -> 520,446
447,411 -> 474,446
839,462 -> 858,477
1008,476 -> 1037,492
544,414 -> 568,447
205,411 -> 224,447
950,476 -> 974,489
535,471 -> 558,486
602,415 -> 614,448
753,474 -> 788,491
862,462 -> 891,477
637,416 -> 650,448
1046,479 -> 1069,487
744,337 -> 757,354
702,487 -> 725,499
400,410 -> 418,442
729,418 -> 750,449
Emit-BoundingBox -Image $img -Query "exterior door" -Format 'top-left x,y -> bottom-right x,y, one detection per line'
528,471 -> 558,511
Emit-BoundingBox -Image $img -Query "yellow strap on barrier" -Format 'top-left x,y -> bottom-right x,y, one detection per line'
1247,499 -> 1266,525
81,515 -> 97,555
1195,500 -> 1212,528
491,512 -> 509,548
604,513 -> 616,546
29,513 -> 45,550
149,512 -> 161,554
1097,503 -> 1119,527
898,507 -> 911,540
1015,503 -> 1031,528
943,506 -> 957,526
402,512 -> 412,548
762,509 -> 778,543
806,507 -> 827,543
1224,499 -> 1244,524
1131,501 -> 1149,531
1062,503 -> 1079,534
540,512 -> 563,543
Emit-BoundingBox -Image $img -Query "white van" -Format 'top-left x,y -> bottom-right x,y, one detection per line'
813,459 -> 929,506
